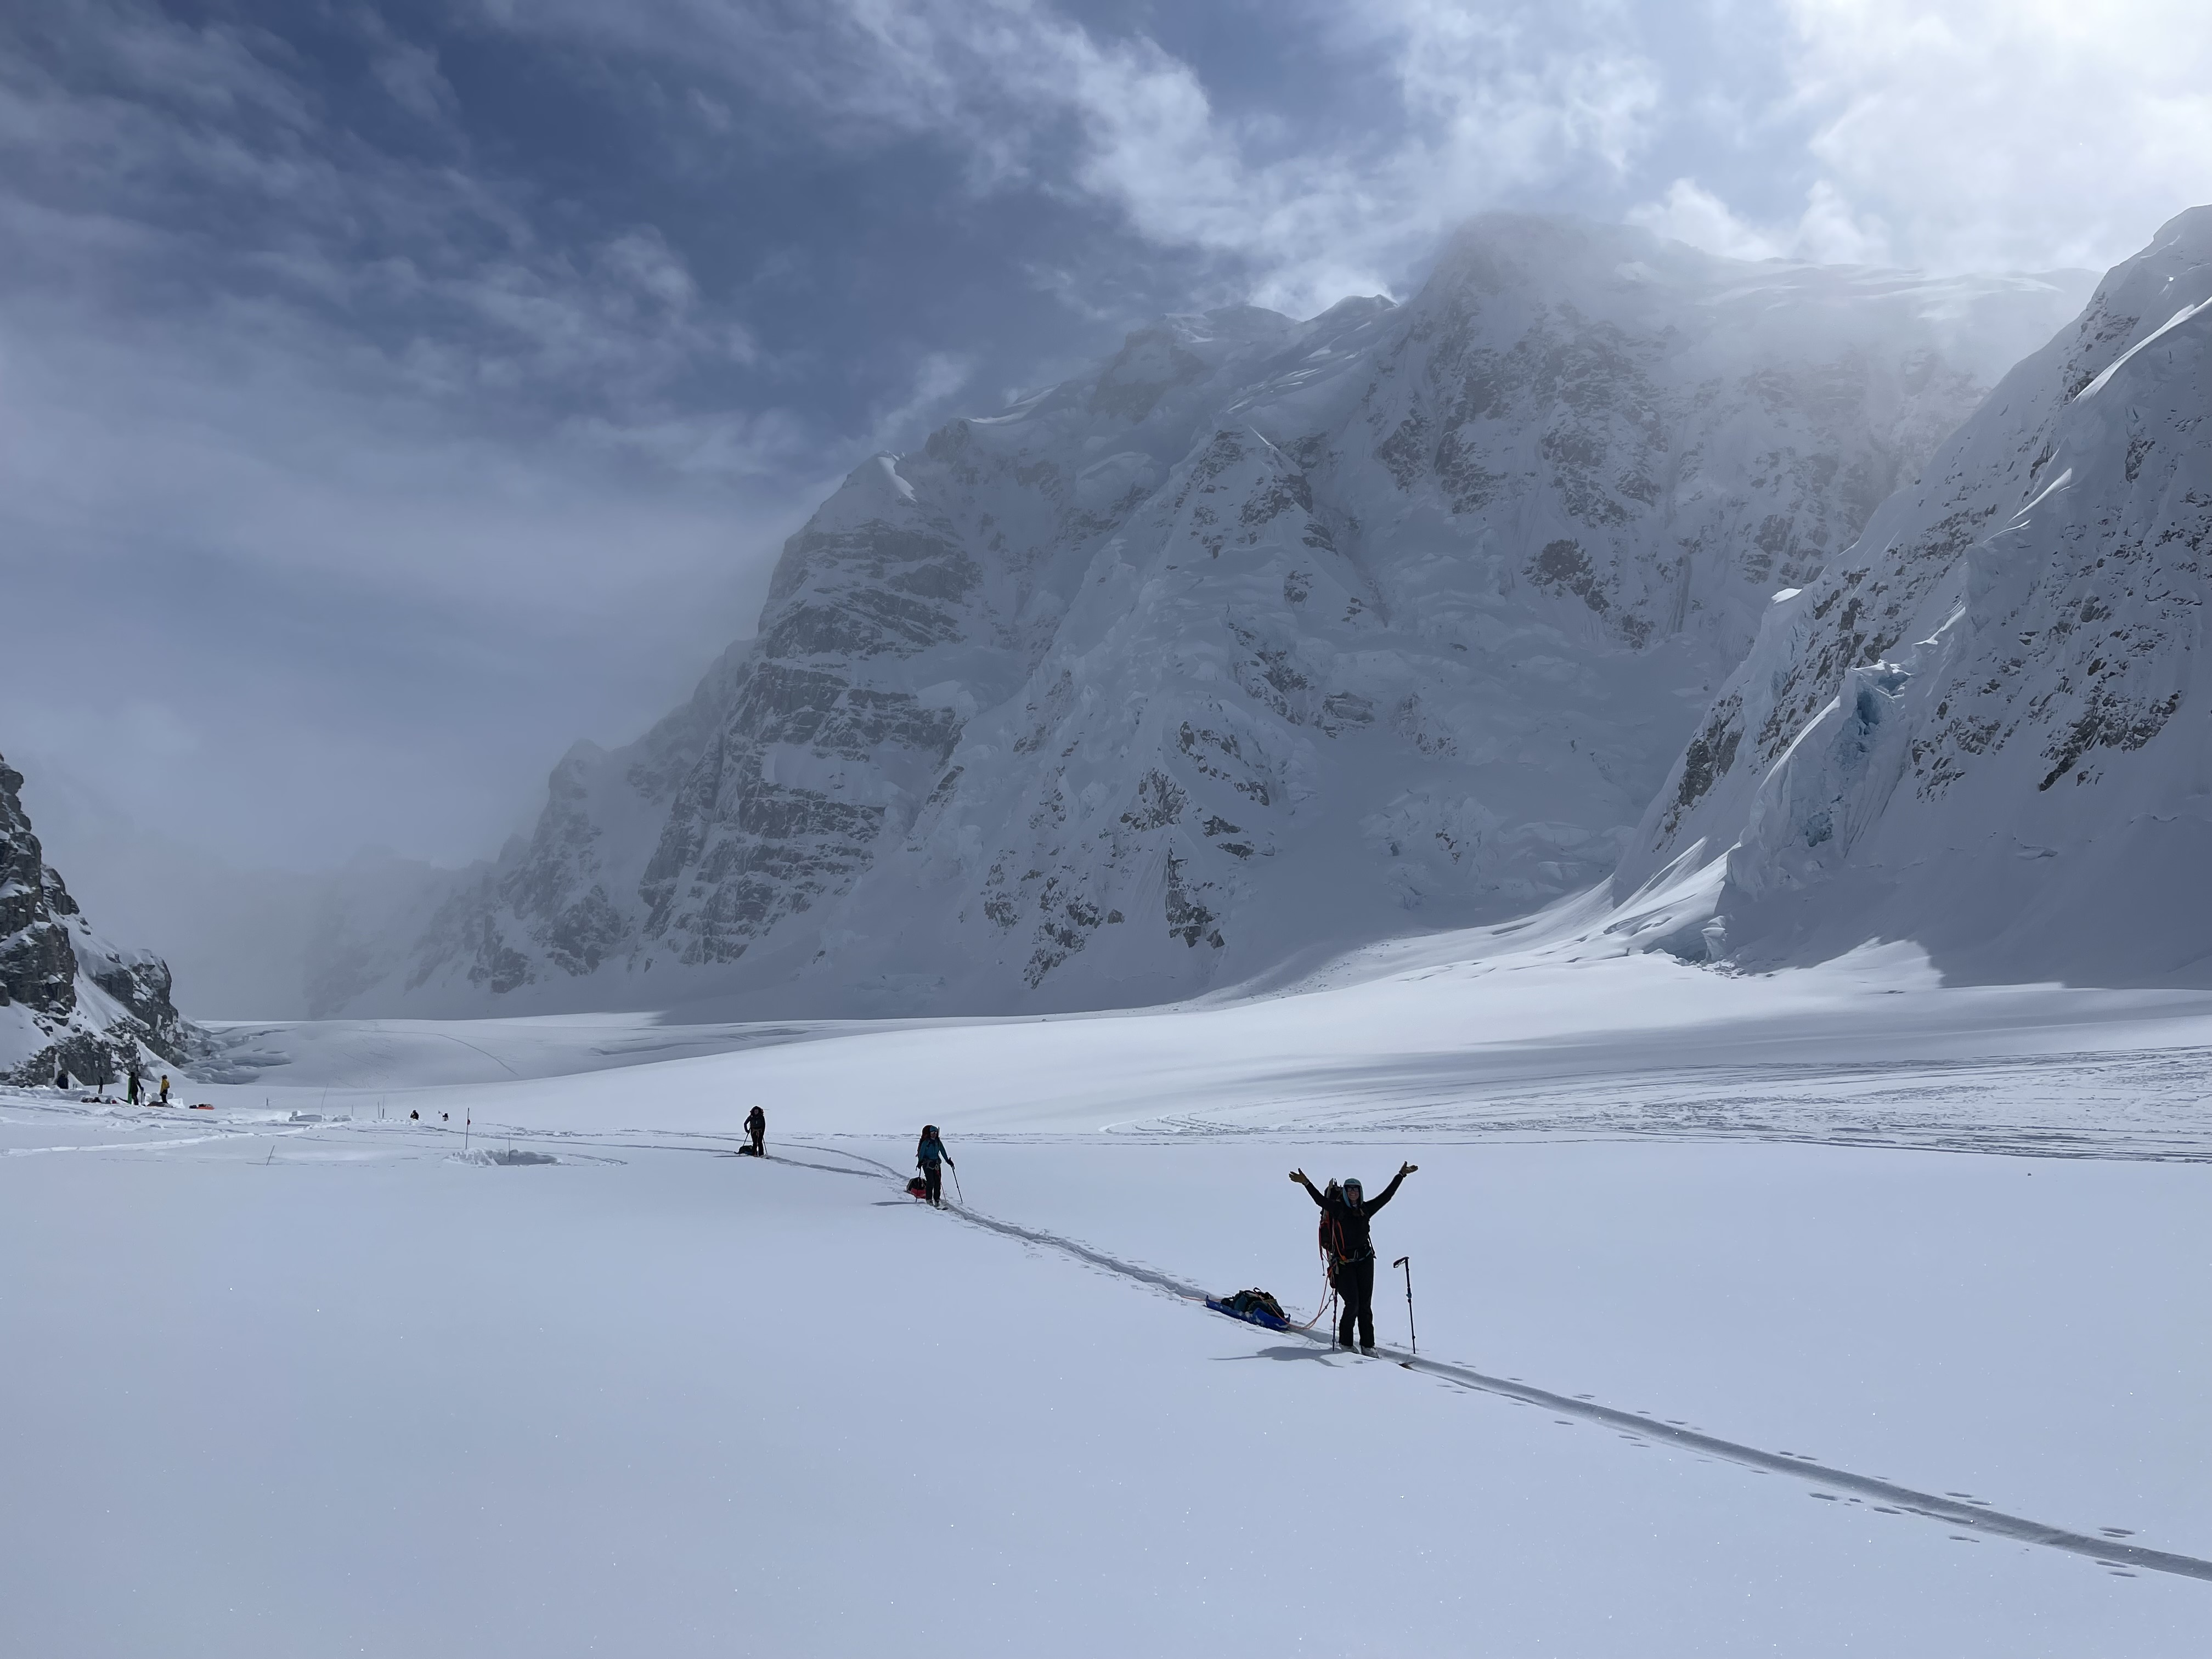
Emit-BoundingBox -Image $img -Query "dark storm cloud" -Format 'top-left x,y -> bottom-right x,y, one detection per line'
0,0 -> 1165,865
2,0 -> 2204,884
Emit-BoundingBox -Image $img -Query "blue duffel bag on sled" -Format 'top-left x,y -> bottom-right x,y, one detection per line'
1207,1288 -> 1290,1330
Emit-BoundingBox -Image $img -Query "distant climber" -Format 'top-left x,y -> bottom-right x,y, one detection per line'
55,1063 -> 69,1091
745,1105 -> 766,1158
157,1075 -> 170,1107
1291,1163 -> 1418,1353
126,1064 -> 141,1105
916,1124 -> 955,1207
409,1109 -> 419,1121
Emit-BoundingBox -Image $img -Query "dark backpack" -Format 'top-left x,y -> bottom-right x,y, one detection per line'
1220,1288 -> 1287,1323
1319,1208 -> 1344,1265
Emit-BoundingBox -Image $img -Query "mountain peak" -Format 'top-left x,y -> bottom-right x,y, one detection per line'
312,219 -> 2102,1018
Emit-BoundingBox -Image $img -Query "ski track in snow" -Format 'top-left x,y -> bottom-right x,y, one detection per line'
815,1152 -> 2212,1585
595,1121 -> 2212,1584
4,1126 -> 312,1157
18,1085 -> 2197,1587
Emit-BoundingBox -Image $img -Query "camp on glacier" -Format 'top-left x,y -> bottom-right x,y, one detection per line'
3,12 -> 2208,1646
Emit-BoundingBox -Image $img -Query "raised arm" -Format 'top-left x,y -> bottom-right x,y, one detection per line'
1288,1169 -> 1323,1206
1364,1161 -> 1418,1214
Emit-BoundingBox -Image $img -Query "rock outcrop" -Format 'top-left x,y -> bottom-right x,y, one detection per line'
1,752 -> 202,1083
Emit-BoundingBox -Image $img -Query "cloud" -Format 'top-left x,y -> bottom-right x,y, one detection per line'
496,0 -> 1667,314
371,43 -> 460,125
864,350 -> 975,453
1628,178 -> 1786,260
1635,1 -> 2212,274
0,4 -> 831,871
1628,177 -> 1891,264
0,4 -> 758,439
555,0 -> 2205,291
8,0 -> 2205,901
1791,0 -> 2212,270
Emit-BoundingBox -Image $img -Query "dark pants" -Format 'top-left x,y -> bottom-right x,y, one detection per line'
922,1163 -> 943,1205
748,1127 -> 764,1156
1336,1256 -> 1376,1349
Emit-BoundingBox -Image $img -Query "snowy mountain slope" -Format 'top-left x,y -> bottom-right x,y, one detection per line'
332,217 -> 2092,1018
1619,207 -> 2211,986
0,752 -> 201,1081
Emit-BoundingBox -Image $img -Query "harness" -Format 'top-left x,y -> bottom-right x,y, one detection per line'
1323,1198 -> 1373,1265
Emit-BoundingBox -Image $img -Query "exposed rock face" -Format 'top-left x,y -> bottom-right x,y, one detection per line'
330,215 -> 2093,1017
1,753 -> 200,1082
0,761 -> 80,1019
1620,207 -> 2211,985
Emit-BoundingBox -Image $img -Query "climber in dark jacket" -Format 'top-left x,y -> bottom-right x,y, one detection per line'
744,1105 -> 766,1158
916,1125 -> 955,1206
1291,1162 -> 1417,1352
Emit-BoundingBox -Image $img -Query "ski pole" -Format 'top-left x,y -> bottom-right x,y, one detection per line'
1393,1255 -> 1416,1355
951,1164 -> 965,1206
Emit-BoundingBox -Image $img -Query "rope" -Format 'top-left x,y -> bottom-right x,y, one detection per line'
1294,1244 -> 1339,1331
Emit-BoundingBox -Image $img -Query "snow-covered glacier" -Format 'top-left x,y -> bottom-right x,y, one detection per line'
1620,207 -> 2210,986
320,215 -> 2096,1017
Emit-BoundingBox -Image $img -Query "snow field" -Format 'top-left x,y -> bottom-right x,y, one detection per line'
7,939 -> 2208,1652
1,1091 -> 2205,1656
950,1137 -> 2211,1548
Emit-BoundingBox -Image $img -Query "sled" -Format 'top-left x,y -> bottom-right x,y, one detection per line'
1206,1288 -> 1291,1331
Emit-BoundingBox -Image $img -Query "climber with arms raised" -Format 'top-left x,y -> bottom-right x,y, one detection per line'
1290,1162 -> 1417,1353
